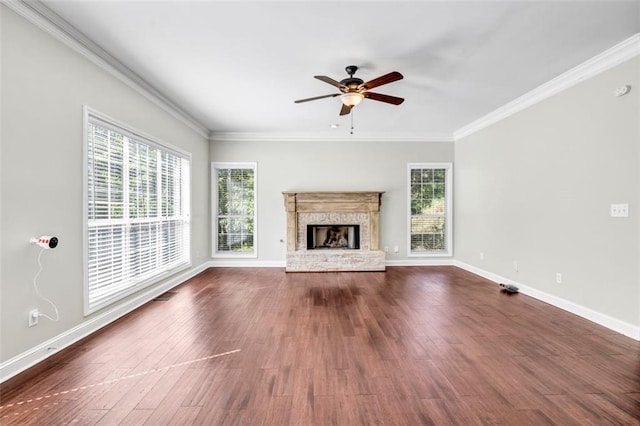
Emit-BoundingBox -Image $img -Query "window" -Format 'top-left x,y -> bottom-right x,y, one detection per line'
84,108 -> 190,313
408,163 -> 452,256
212,163 -> 257,257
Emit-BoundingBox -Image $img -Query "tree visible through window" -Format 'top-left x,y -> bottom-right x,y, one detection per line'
409,163 -> 452,256
213,163 -> 256,256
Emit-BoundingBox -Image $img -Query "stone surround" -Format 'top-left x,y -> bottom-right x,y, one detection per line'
282,191 -> 385,272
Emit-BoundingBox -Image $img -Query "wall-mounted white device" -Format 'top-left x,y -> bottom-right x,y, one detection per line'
613,85 -> 631,97
30,236 -> 59,249
29,234 -> 61,325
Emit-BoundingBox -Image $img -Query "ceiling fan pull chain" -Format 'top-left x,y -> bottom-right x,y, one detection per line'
351,110 -> 355,135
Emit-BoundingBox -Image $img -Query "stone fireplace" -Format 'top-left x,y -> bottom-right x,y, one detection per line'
282,191 -> 386,272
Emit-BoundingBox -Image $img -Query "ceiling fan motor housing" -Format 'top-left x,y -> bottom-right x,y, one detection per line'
340,77 -> 364,90
341,65 -> 363,90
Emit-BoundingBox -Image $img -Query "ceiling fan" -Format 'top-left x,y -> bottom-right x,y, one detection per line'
294,65 -> 404,116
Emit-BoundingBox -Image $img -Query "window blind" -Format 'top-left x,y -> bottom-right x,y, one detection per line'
212,163 -> 256,256
408,163 -> 452,256
86,110 -> 190,312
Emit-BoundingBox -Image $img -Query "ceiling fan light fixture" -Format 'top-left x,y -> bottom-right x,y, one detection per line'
294,67 -> 404,116
340,92 -> 364,107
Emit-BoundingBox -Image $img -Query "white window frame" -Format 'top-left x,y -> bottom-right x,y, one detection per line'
211,162 -> 258,258
407,162 -> 453,257
83,107 -> 191,314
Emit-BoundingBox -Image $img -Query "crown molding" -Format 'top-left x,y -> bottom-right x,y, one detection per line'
4,0 -> 210,139
454,32 -> 640,141
209,131 -> 455,143
8,0 -> 636,144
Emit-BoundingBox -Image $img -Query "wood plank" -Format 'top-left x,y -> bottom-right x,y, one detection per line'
370,211 -> 380,250
295,202 -> 379,213
1,266 -> 639,425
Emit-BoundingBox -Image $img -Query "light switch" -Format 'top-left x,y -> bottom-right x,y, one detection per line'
610,204 -> 629,217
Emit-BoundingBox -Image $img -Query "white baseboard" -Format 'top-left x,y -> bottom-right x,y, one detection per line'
386,258 -> 454,267
207,260 -> 286,268
0,262 -> 210,384
206,259 -> 455,268
453,260 -> 640,340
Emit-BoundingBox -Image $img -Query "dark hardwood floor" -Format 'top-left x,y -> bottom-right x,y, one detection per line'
1,266 -> 639,425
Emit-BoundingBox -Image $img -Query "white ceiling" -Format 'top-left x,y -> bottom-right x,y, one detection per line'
40,1 -> 640,140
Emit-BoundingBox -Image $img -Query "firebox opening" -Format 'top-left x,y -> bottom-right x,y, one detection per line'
307,225 -> 360,250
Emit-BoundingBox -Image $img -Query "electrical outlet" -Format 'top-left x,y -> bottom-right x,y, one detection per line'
393,246 -> 399,253
513,261 -> 518,272
28,309 -> 39,327
480,252 -> 484,260
384,246 -> 389,253
610,203 -> 629,217
556,273 -> 562,284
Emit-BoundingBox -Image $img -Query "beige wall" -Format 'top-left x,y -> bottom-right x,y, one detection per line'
454,57 -> 640,328
1,6 -> 210,363
209,139 -> 454,263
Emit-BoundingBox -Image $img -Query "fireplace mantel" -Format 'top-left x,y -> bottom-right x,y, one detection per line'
282,191 -> 385,272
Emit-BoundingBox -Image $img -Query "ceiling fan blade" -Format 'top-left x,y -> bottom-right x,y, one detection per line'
314,75 -> 347,90
294,93 -> 340,103
364,92 -> 405,105
360,71 -> 403,90
339,103 -> 353,116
